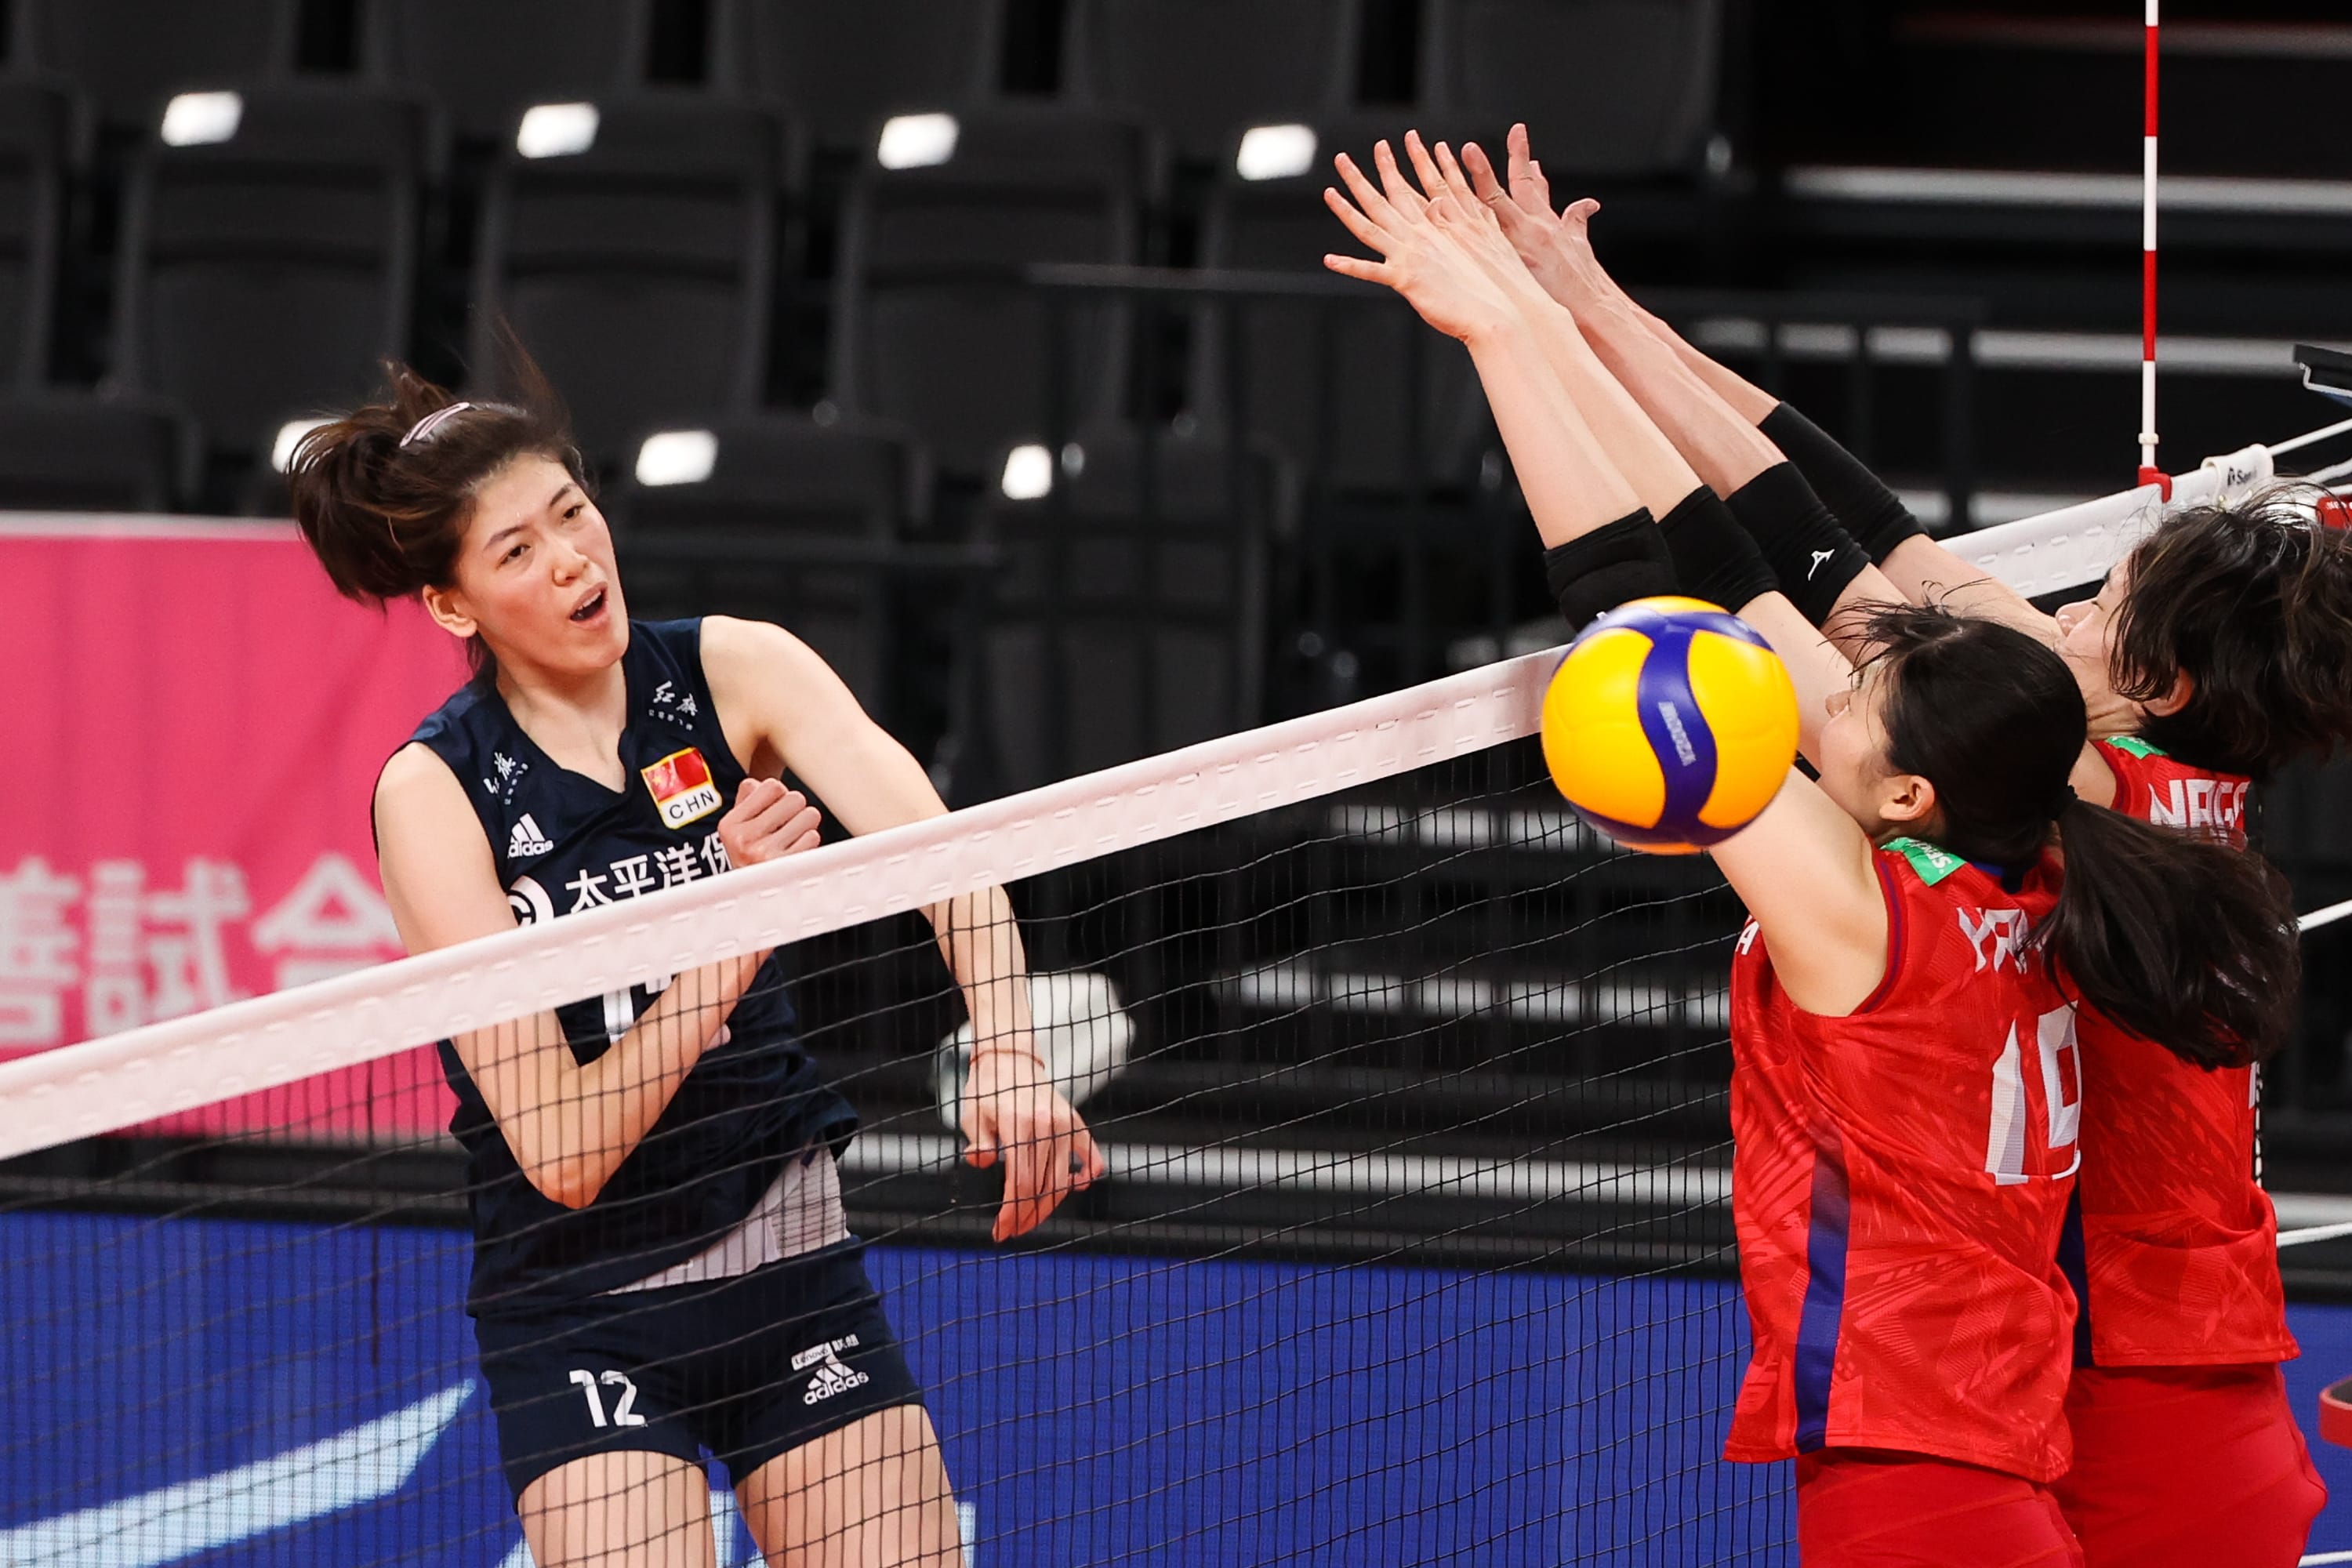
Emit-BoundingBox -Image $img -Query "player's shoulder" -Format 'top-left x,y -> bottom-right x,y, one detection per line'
371,742 -> 491,869
698,615 -> 844,725
375,741 -> 469,815
698,613 -> 818,672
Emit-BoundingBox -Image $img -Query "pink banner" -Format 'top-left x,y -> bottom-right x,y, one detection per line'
0,519 -> 471,1138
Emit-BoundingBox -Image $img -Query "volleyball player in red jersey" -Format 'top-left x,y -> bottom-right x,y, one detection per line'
1324,134 -> 2305,1566
2031,505 -> 2347,1564
1457,124 -> 2352,1566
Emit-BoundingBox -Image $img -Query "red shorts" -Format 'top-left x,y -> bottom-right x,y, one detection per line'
2053,1363 -> 2325,1568
1796,1449 -> 2084,1568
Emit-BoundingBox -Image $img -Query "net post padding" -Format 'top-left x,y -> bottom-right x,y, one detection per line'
0,425 -> 2303,1163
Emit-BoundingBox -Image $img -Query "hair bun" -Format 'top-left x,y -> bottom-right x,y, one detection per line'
288,340 -> 582,607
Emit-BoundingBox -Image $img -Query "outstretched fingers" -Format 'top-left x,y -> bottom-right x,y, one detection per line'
1321,182 -> 1390,255
1507,122 -> 1554,214
1399,129 -> 1450,206
1332,150 -> 1406,234
1321,250 -> 1390,285
1462,140 -> 1560,263
1556,197 -> 1611,281
1369,139 -> 1435,227
1460,137 -> 1509,205
1430,140 -> 1486,216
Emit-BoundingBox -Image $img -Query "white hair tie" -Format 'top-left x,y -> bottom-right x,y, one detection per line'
399,401 -> 474,448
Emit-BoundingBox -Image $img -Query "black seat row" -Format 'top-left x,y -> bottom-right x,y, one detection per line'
607,413 -> 1281,802
2,78 -> 1530,508
8,0 -> 1726,172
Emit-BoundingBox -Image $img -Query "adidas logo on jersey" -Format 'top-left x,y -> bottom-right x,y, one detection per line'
507,815 -> 554,859
793,1335 -> 871,1406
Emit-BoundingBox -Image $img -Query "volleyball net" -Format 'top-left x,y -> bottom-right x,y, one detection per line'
0,425 -> 2334,1566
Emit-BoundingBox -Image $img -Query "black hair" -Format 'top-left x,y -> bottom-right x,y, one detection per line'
286,330 -> 587,673
1862,603 -> 2300,1069
2113,485 -> 2352,775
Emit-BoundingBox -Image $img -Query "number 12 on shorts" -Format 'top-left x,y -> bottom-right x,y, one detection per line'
569,1369 -> 647,1428
1986,1004 -> 2082,1185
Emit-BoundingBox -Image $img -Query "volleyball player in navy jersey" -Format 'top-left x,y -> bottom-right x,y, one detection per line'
290,356 -> 1103,1568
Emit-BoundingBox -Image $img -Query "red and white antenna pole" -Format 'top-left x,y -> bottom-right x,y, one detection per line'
2139,0 -> 2168,495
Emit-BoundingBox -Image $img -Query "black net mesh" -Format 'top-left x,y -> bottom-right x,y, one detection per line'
0,736 -> 1787,1566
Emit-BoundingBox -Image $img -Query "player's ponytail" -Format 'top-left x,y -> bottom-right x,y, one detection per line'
287,327 -> 584,611
2041,791 -> 2298,1067
1864,603 -> 2300,1069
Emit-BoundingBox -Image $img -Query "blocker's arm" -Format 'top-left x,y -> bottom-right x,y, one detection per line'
1321,141 -> 1646,548
1708,768 -> 1893,1018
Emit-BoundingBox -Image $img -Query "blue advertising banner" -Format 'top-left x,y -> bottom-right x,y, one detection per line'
5,1209 -> 2349,1565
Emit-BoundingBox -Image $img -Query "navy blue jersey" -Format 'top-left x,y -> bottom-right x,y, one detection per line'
405,619 -> 855,1315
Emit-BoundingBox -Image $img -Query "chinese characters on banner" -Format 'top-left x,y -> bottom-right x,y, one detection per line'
0,521 -> 472,1138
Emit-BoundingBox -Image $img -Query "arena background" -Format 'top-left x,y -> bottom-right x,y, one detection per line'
3,1 -> 2352,1563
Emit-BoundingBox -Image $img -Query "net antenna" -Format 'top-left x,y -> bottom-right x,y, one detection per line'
2138,0 -> 2167,497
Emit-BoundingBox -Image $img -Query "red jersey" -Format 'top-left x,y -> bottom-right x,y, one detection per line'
1728,838 -> 2082,1483
2067,736 -> 2292,1367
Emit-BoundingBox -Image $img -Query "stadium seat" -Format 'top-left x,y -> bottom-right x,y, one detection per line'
829,103 -> 1149,478
1417,0 -> 1724,178
969,423 -> 1281,795
1061,0 -> 1359,166
111,82 -> 437,472
708,0 -> 1004,152
1192,116 -> 1490,495
360,0 -> 655,147
607,412 -> 930,720
0,391 -> 199,511
0,78 -> 77,389
470,93 -> 797,468
9,0 -> 296,132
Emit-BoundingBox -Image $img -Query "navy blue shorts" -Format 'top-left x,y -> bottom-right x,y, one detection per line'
472,1241 -> 925,1504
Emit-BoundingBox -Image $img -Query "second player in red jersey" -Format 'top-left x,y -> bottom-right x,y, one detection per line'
2032,512 -> 2352,1566
2064,735 -> 2284,1372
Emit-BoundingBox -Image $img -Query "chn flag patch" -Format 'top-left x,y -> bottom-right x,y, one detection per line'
641,747 -> 723,829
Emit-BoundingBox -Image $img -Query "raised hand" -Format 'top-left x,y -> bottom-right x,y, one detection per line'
1323,140 -> 1517,344
1458,125 -> 1641,321
1505,121 -> 1556,219
1403,133 -> 1555,303
1450,132 -> 1574,299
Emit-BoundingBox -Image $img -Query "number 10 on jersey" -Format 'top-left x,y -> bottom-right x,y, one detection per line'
1987,1004 -> 2082,1185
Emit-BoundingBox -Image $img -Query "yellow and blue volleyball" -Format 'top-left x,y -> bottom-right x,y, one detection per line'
1541,596 -> 1799,855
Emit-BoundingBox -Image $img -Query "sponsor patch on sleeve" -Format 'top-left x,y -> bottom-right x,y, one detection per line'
641,746 -> 724,829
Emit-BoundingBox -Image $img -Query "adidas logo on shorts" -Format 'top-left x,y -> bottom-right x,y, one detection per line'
793,1334 -> 871,1406
507,814 -> 554,858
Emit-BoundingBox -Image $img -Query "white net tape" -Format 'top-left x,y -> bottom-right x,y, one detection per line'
0,426 -> 2308,1163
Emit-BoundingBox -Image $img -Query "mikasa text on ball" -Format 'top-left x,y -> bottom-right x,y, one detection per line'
1541,596 -> 1799,854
